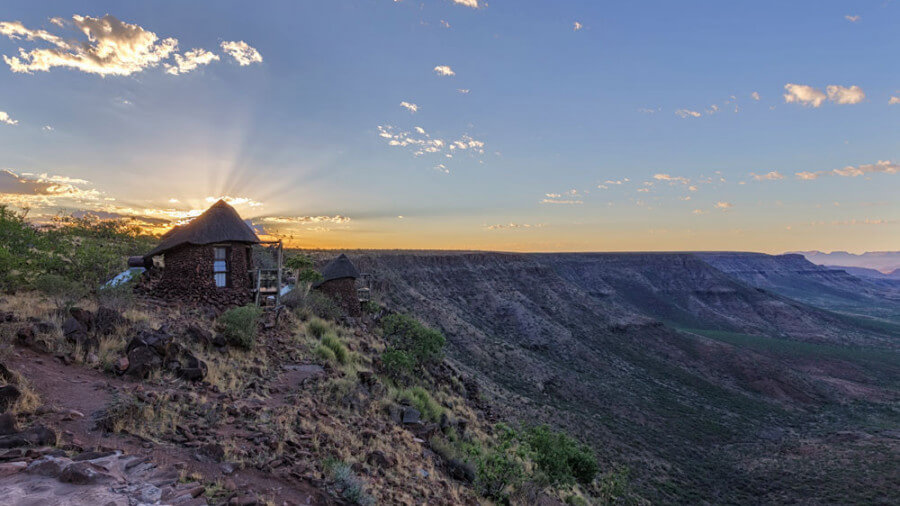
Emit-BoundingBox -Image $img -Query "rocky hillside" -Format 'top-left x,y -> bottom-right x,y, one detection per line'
352,251 -> 900,504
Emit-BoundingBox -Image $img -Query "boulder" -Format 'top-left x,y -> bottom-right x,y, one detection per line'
177,353 -> 208,382
114,356 -> 129,374
0,413 -> 18,435
59,461 -> 121,485
95,306 -> 125,336
0,461 -> 27,478
0,385 -> 21,413
185,325 -> 212,346
401,407 -> 421,424
126,346 -> 162,378
15,326 -> 35,343
212,334 -> 228,348
446,458 -> 476,483
69,307 -> 94,330
62,317 -> 89,344
26,455 -> 74,477
0,425 -> 56,449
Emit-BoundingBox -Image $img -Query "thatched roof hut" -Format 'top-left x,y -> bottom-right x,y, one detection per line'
142,200 -> 260,306
314,253 -> 361,317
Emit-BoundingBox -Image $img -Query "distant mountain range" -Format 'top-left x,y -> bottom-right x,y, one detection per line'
794,250 -> 900,275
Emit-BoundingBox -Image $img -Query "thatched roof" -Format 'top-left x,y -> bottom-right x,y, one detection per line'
144,200 -> 260,258
314,253 -> 360,287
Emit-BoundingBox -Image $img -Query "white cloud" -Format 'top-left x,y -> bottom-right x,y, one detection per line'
715,201 -> 733,210
486,223 -> 543,230
42,125 -> 53,131
433,65 -> 455,77
751,171 -> 784,181
692,209 -> 705,215
541,189 -> 583,205
440,20 -> 451,28
220,40 -> 262,66
573,22 -> 583,31
1,15 -> 178,76
889,96 -> 900,105
844,15 -> 860,23
164,48 -> 219,75
751,91 -> 760,101
457,88 -> 470,94
261,215 -> 350,225
826,85 -> 865,105
0,111 -> 18,125
706,104 -> 720,115
783,83 -> 827,107
451,0 -> 479,8
400,101 -> 419,113
795,160 -> 898,180
653,174 -> 690,185
675,109 -> 701,118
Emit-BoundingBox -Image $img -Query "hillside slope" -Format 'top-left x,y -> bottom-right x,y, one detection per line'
352,251 -> 900,504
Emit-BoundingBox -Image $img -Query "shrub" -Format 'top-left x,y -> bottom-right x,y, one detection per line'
307,318 -> 330,339
324,458 -> 375,506
465,432 -> 523,503
520,425 -> 599,486
314,344 -> 336,363
380,349 -> 415,380
322,333 -> 349,365
33,274 -> 87,314
381,314 -> 445,367
398,386 -> 443,422
362,300 -> 380,315
217,305 -> 262,349
96,282 -> 135,312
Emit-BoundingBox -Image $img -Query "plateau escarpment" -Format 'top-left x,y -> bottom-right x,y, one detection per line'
353,251 -> 900,504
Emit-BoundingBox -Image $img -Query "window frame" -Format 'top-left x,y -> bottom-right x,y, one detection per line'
213,245 -> 231,288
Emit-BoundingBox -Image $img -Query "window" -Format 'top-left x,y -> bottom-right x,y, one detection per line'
214,247 -> 229,287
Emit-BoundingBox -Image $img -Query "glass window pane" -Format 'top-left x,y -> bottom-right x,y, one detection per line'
213,260 -> 227,273
214,273 -> 226,287
214,247 -> 226,260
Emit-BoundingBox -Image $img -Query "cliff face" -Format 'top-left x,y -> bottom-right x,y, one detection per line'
349,251 -> 899,503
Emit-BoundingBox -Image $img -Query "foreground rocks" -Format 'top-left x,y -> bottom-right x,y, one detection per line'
125,327 -> 208,382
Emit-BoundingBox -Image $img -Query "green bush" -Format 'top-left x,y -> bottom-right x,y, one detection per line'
324,458 -> 375,506
520,425 -> 599,486
322,333 -> 349,365
381,314 -> 445,368
398,386 -> 443,422
217,305 -> 262,349
362,300 -> 380,314
465,431 -> 523,503
306,290 -> 342,320
33,273 -> 88,313
380,349 -> 415,379
313,344 -> 336,363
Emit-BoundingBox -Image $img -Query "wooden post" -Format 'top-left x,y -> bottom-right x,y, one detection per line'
276,240 -> 283,309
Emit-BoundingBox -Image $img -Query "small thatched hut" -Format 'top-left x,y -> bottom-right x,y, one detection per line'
314,253 -> 361,317
142,200 -> 260,306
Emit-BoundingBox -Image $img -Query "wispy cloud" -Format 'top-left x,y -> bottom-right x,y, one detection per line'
783,83 -> 827,107
1,15 -> 177,76
433,65 -> 455,77
0,110 -> 17,125
220,40 -> 262,66
457,88 -> 470,94
826,85 -> 865,105
451,0 -> 480,8
889,96 -> 900,105
750,171 -> 784,181
653,174 -> 690,185
399,101 -> 419,113
675,108 -> 701,118
844,14 -> 860,23
715,201 -> 733,210
164,48 -> 219,75
485,223 -> 544,230
573,22 -> 583,31
795,160 -> 898,180
751,91 -> 760,101
541,189 -> 583,205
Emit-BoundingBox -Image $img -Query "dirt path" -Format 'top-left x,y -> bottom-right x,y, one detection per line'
7,347 -> 333,505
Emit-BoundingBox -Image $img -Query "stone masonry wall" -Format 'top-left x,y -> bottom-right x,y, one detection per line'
150,243 -> 252,308
316,277 -> 362,317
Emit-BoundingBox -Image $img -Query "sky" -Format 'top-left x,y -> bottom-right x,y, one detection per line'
0,0 -> 897,253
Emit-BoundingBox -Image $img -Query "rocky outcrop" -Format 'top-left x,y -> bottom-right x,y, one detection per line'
125,327 -> 208,381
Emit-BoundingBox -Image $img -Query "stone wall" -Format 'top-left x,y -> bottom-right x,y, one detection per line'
316,277 -> 361,317
150,243 -> 253,308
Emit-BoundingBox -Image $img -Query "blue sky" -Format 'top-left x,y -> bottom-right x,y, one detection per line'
0,0 -> 897,252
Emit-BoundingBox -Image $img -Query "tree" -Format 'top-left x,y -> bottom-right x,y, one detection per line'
285,254 -> 322,296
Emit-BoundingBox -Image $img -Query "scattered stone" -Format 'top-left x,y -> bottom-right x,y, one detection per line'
185,324 -> 213,346
114,356 -> 129,374
366,450 -> 397,469
95,306 -> 125,336
59,461 -> 121,485
212,333 -> 228,347
69,307 -> 95,330
0,385 -> 22,413
126,345 -> 162,378
196,443 -> 225,463
72,450 -> 117,461
0,461 -> 27,478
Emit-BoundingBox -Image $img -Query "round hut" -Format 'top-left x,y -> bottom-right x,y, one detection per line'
142,200 -> 260,307
313,253 -> 362,317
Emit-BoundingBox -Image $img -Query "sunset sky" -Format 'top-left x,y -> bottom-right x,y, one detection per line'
0,1 -> 897,253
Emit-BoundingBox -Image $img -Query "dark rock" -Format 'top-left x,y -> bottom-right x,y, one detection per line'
69,307 -> 94,330
401,407 -> 421,424
446,458 -> 475,483
197,443 -> 225,462
142,329 -> 174,357
62,317 -> 89,344
95,306 -> 125,336
177,353 -> 208,381
0,425 -> 56,449
126,346 -> 162,378
212,334 -> 228,347
388,404 -> 402,424
0,311 -> 18,323
0,385 -> 21,413
185,324 -> 212,346
72,450 -> 117,461
0,413 -> 18,435
0,363 -> 14,383
115,356 -> 129,374
59,461 -> 120,485
15,326 -> 35,343
34,321 -> 56,334
366,450 -> 397,469
26,455 -> 73,477
439,412 -> 451,430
